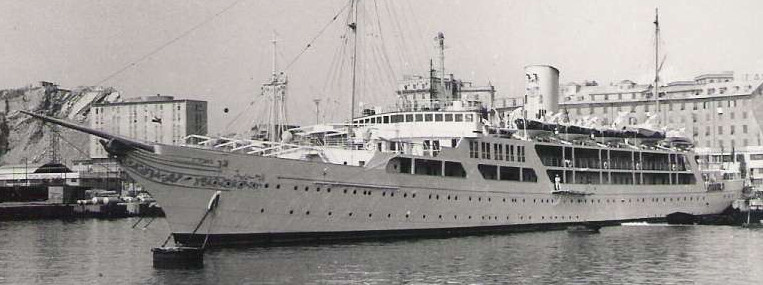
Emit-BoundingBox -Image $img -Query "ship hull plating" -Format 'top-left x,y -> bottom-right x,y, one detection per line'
121,144 -> 741,247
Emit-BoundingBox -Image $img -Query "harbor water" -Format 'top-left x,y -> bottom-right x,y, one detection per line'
1,218 -> 762,284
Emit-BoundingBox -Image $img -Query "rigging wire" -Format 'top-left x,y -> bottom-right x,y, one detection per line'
92,0 -> 248,87
284,1 -> 352,72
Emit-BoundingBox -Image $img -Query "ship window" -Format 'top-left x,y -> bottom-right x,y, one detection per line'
444,114 -> 453,121
508,145 -> 515,161
405,114 -> 413,122
465,114 -> 473,122
495,144 -> 503,160
415,114 -> 423,122
424,114 -> 433,121
414,159 -> 442,176
469,141 -> 479,158
435,114 -> 443,121
455,114 -> 464,122
499,166 -> 520,181
444,161 -> 466,177
478,164 -> 498,180
383,116 -> 390,124
522,168 -> 538,182
387,157 -> 412,174
392,114 -> 403,123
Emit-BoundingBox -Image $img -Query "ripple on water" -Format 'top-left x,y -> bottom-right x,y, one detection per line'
1,220 -> 763,284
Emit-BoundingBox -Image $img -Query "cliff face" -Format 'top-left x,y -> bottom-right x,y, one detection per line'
0,83 -> 120,165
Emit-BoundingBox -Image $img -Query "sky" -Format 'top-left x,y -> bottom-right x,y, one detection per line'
2,0 -> 763,134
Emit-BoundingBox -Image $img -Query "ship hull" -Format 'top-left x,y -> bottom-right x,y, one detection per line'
120,144 -> 742,247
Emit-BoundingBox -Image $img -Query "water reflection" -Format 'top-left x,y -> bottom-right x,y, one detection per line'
0,219 -> 762,284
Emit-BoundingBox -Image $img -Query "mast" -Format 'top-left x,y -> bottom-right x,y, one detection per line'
653,8 -> 661,124
345,0 -> 359,143
269,31 -> 278,141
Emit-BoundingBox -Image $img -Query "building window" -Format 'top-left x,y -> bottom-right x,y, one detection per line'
743,125 -> 748,134
718,126 -> 723,135
731,125 -> 735,135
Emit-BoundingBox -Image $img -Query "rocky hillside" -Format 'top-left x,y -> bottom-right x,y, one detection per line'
0,82 -> 120,165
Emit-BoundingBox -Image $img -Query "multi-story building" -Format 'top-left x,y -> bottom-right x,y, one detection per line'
559,72 -> 763,152
89,95 -> 207,159
497,71 -> 763,185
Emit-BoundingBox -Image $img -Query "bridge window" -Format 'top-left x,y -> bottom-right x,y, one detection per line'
444,114 -> 453,121
435,114 -> 443,121
386,157 -> 412,174
444,161 -> 466,178
415,159 -> 442,176
469,141 -> 479,158
455,114 -> 464,122
500,166 -> 520,181
522,168 -> 538,182
478,164 -> 498,180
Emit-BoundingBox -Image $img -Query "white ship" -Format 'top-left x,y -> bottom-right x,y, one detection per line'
21,5 -> 742,246
20,63 -> 743,246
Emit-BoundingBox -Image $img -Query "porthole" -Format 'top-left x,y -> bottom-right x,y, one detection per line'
328,211 -> 333,216
369,213 -> 373,217
503,198 -> 506,202
293,186 -> 298,190
478,197 -> 482,202
404,193 -> 408,198
412,194 -> 416,198
467,215 -> 472,219
438,215 -> 443,219
343,189 -> 348,194
264,183 -> 269,188
353,189 -> 357,194
422,215 -> 426,219
405,214 -> 409,218
469,196 -> 472,201
429,194 -> 432,199
390,192 -> 395,197
383,192 -> 386,197
387,213 -> 391,218
454,215 -> 458,219
316,187 -> 321,192
349,212 -> 353,216
327,188 -> 331,193
276,184 -> 281,189
212,180 -> 218,185
447,195 -> 451,200
306,211 -> 310,215
260,208 -> 265,213
454,196 -> 458,200
305,186 -> 309,191
289,210 -> 294,214
436,195 -> 440,200
488,197 -> 491,202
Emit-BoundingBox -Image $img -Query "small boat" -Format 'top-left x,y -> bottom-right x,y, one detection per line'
567,223 -> 601,233
151,246 -> 204,268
